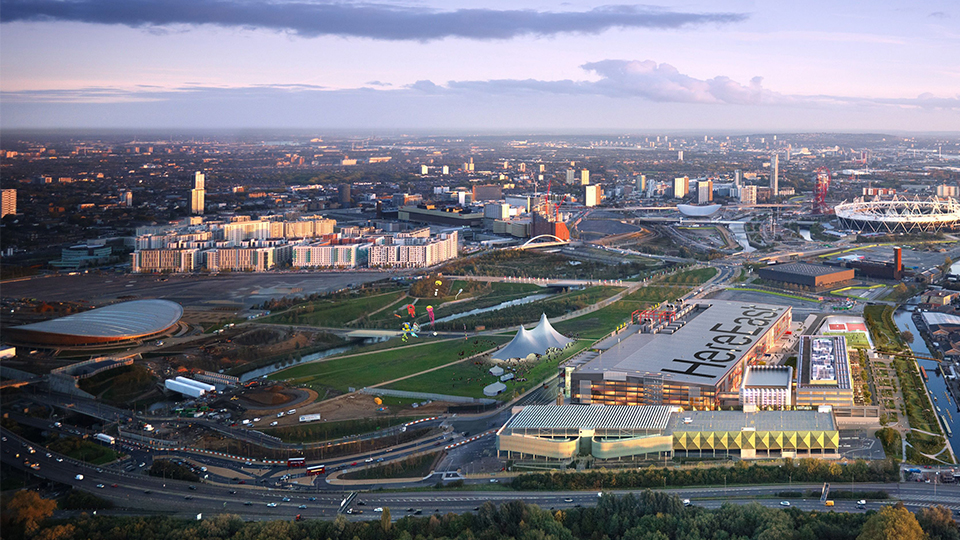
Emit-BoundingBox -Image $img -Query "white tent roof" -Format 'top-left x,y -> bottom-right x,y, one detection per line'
483,382 -> 507,396
492,314 -> 572,361
529,313 -> 574,350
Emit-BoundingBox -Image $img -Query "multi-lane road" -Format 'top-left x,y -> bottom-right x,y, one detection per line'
5,428 -> 957,522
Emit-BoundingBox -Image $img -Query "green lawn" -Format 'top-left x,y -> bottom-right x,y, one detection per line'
269,335 -> 513,393
659,267 -> 718,285
46,437 -> 120,465
265,289 -> 406,327
386,339 -> 592,400
732,288 -> 815,302
823,331 -> 872,349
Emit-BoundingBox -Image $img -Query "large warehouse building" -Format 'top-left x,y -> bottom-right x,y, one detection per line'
757,262 -> 854,289
6,299 -> 183,348
565,301 -> 791,410
497,405 -> 840,461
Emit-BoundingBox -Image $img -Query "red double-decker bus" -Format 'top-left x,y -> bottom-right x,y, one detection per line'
306,465 -> 326,476
287,457 -> 306,468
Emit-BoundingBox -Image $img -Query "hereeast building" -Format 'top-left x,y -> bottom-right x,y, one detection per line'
740,365 -> 793,409
565,301 -> 791,410
757,263 -> 854,290
795,335 -> 854,407
496,405 -> 839,462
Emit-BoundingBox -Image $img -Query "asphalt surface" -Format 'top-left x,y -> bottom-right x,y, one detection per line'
5,427 -> 958,523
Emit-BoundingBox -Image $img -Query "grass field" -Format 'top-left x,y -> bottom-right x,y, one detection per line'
863,304 -> 904,352
77,365 -> 157,407
385,339 -> 593,400
371,282 -> 543,328
269,335 -> 513,393
265,289 -> 406,327
47,436 -> 120,465
823,331 -> 872,349
660,267 -> 718,285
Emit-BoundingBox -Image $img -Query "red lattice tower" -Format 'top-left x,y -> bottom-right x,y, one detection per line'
813,167 -> 832,214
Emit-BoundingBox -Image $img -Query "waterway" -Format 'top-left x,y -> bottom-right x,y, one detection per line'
238,337 -> 389,382
728,221 -> 756,253
892,302 -> 959,455
433,293 -> 554,323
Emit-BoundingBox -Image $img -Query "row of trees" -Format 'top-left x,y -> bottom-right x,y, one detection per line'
511,459 -> 899,491
2,489 -> 956,540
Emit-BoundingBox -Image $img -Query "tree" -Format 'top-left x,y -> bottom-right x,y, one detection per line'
2,490 -> 57,535
900,330 -> 914,344
857,503 -> 925,540
381,506 -> 392,532
918,505 -> 960,540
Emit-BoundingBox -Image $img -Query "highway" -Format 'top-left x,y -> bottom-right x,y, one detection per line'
5,428 -> 957,522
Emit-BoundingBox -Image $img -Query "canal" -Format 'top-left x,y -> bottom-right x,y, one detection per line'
892,302 -> 959,455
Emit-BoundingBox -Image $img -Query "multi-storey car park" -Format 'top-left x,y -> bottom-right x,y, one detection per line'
563,301 -> 792,410
497,405 -> 840,462
834,195 -> 960,233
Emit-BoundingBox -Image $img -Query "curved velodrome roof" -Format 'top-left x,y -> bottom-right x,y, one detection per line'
11,299 -> 183,343
677,204 -> 721,217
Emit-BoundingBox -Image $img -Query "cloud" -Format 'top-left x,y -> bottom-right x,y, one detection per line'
0,0 -> 748,40
929,11 -> 950,18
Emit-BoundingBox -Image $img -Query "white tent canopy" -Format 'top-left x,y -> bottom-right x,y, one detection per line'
492,314 -> 573,361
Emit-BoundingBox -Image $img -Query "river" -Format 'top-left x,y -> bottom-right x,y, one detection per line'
727,221 -> 756,253
434,293 -> 554,323
892,302 -> 959,454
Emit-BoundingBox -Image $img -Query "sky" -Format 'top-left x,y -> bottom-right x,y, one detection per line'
1,0 -> 958,132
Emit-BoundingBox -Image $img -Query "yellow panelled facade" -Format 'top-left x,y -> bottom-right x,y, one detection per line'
673,429 -> 839,452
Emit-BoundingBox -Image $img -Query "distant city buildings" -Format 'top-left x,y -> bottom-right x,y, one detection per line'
697,180 -> 713,204
740,185 -> 757,205
190,172 -> 205,215
673,176 -> 689,199
1,188 -> 16,217
770,154 -> 779,196
580,169 -> 590,185
937,184 -> 959,198
585,184 -> 601,207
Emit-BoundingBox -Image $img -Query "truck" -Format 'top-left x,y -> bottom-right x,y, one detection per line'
299,414 -> 322,423
95,433 -> 116,445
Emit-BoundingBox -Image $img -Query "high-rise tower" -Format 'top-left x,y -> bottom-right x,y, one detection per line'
770,155 -> 779,197
190,172 -> 205,215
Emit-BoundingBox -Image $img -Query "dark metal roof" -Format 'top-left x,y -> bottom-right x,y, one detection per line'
12,299 -> 183,338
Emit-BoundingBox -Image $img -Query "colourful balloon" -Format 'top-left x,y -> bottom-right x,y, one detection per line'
406,304 -> 416,318
426,305 -> 435,326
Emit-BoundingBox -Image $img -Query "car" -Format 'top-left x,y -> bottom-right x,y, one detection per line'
253,418 -> 261,422
267,502 -> 278,507
780,501 -> 791,507
184,496 -> 193,500
46,453 -> 52,458
365,458 -> 373,463
563,498 -> 573,503
682,499 -> 692,507
230,490 -> 237,494
489,479 -> 498,483
139,462 -> 146,467
188,485 -> 197,490
351,462 -> 357,466
357,501 -> 365,506
144,490 -> 152,494
282,497 -> 291,502
346,509 -> 354,514
245,461 -> 253,466
56,458 -> 63,463
270,421 -> 279,426
287,409 -> 296,415
111,484 -> 118,488
374,508 -> 383,512
308,497 -> 317,501
96,484 -> 105,489
857,500 -> 867,506
244,502 -> 253,506
75,474 -> 84,481
299,504 -> 307,509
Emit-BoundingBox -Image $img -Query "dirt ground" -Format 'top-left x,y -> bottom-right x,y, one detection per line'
242,391 -> 451,425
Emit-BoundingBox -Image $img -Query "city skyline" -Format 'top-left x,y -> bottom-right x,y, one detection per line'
1,0 -> 958,131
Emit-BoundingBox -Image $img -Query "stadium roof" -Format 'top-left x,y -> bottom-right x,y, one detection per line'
503,405 -> 674,432
11,299 -> 183,340
576,301 -> 789,385
668,410 -> 835,432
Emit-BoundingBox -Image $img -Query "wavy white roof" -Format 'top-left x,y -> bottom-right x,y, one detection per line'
493,314 -> 571,361
13,299 -> 183,338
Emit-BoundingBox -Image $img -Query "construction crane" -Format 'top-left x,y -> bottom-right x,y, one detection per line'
813,167 -> 832,215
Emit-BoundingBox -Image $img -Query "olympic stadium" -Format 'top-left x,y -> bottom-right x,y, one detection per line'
834,196 -> 960,233
6,299 -> 184,348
